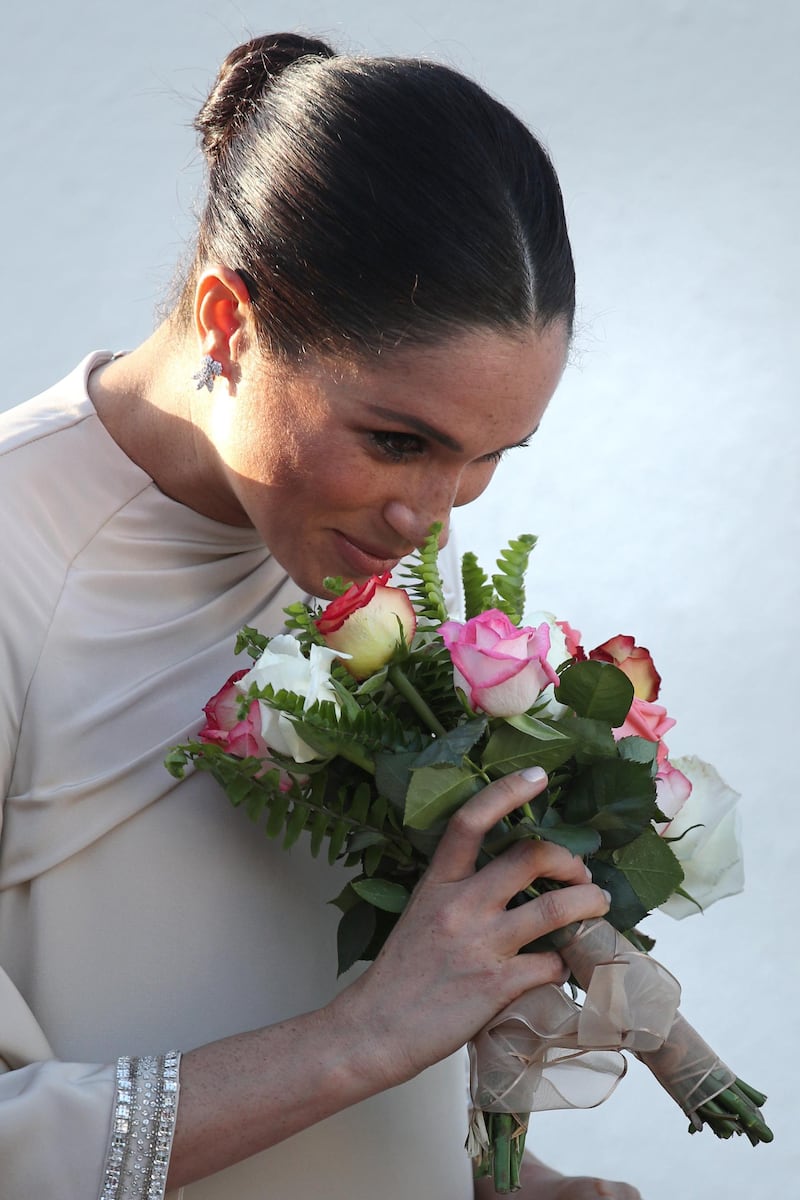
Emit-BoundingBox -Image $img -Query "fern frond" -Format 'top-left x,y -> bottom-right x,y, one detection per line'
234,625 -> 270,659
282,601 -> 325,652
491,534 -> 538,623
398,523 -> 449,625
461,552 -> 495,619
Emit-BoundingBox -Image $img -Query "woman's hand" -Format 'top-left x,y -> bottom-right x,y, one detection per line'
333,766 -> 611,1090
168,768 -> 610,1188
475,1153 -> 642,1199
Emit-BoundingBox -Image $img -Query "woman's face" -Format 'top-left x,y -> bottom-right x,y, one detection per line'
207,322 -> 568,596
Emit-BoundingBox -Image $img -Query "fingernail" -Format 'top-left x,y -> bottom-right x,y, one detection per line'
583,864 -> 593,882
519,766 -> 547,784
601,889 -> 612,904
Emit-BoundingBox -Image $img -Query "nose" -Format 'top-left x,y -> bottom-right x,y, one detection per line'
383,499 -> 451,550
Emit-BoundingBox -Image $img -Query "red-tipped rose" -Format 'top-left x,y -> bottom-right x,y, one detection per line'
589,633 -> 661,701
316,574 -> 417,680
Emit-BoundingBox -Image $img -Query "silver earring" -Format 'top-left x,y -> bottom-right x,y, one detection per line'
193,355 -> 223,392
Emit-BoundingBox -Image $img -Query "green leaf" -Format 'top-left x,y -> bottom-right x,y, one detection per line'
613,827 -> 685,911
351,878 -> 410,913
412,718 -> 487,768
309,808 -> 329,857
363,842 -> 385,877
535,823 -> 601,856
289,718 -> 375,774
164,747 -> 190,779
555,661 -> 634,726
348,781 -> 372,825
356,666 -> 389,696
329,880 -> 360,913
329,677 -> 363,722
504,713 -> 574,742
265,792 -> 291,838
336,902 -> 376,975
283,801 -> 309,849
560,760 -> 658,849
482,719 -> 576,776
586,858 -> 648,931
234,624 -> 270,658
347,830 -> 387,853
618,736 -> 659,766
403,765 -> 482,830
322,575 -> 350,597
375,751 -> 419,811
327,818 -> 348,863
568,717 -> 620,761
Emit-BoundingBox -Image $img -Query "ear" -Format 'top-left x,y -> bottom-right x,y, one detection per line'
193,266 -> 253,369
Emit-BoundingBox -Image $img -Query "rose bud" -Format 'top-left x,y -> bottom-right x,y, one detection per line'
589,633 -> 661,702
439,609 -> 559,718
315,573 -> 417,680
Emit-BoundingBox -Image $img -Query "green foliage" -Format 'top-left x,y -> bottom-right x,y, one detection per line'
492,534 -> 538,623
555,660 -> 634,726
282,601 -> 325,653
234,625 -> 270,659
321,576 -> 349,597
398,523 -> 449,624
351,878 -> 410,913
168,527 -> 693,978
559,759 -> 659,849
403,764 -> 483,829
482,718 -> 577,777
460,534 -> 538,624
462,552 -> 495,620
613,827 -> 685,911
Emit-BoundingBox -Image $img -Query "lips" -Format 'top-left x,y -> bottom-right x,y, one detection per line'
332,531 -> 406,578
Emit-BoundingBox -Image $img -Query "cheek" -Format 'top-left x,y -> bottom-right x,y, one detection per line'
454,464 -> 499,508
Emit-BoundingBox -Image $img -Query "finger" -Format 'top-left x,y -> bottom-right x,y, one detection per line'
426,767 -> 549,883
472,837 -> 592,909
503,882 -> 610,953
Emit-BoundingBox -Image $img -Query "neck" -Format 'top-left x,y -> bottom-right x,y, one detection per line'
87,323 -> 249,525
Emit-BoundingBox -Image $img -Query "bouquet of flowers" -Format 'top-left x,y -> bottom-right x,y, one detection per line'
166,530 -> 772,1193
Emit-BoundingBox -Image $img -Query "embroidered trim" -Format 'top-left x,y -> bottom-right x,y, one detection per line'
100,1051 -> 181,1200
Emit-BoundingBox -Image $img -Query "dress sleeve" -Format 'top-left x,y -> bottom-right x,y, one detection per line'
0,966 -> 181,1199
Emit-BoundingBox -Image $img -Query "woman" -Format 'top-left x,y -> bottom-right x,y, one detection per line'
0,33 -> 641,1199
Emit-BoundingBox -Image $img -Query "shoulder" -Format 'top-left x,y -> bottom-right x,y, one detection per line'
0,353 -> 150,568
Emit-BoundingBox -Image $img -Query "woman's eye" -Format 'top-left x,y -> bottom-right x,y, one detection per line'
370,431 -> 426,461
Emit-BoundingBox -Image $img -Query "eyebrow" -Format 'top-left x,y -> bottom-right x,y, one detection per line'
365,404 -> 465,451
365,404 -> 539,457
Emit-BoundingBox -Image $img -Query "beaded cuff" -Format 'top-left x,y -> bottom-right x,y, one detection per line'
100,1051 -> 181,1200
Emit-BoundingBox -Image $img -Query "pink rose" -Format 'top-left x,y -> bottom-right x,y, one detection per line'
655,757 -> 693,820
616,696 -> 674,744
316,573 -> 417,680
589,634 -> 661,702
614,697 -> 691,820
199,670 -> 271,759
439,609 -> 559,718
555,619 -> 586,661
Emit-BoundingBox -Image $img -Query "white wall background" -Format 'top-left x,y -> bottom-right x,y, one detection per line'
2,2 -> 797,1196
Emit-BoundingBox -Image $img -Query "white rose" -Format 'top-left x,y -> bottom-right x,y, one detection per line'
522,610 -> 571,718
659,755 -> 745,919
241,635 -> 342,763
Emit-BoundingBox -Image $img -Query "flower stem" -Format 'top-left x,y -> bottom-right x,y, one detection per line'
387,665 -> 448,736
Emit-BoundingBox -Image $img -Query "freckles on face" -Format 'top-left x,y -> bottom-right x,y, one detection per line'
214,321 -> 568,594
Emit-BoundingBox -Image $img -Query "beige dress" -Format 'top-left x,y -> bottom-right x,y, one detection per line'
0,353 -> 473,1199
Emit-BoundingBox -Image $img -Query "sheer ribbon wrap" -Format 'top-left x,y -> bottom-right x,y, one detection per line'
468,917 -> 733,1150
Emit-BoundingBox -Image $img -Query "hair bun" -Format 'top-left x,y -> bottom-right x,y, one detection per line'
195,33 -> 335,165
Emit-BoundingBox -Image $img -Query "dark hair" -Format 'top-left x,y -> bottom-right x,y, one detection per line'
180,32 -> 575,359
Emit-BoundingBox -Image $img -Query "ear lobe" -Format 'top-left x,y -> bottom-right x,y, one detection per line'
194,266 -> 253,365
